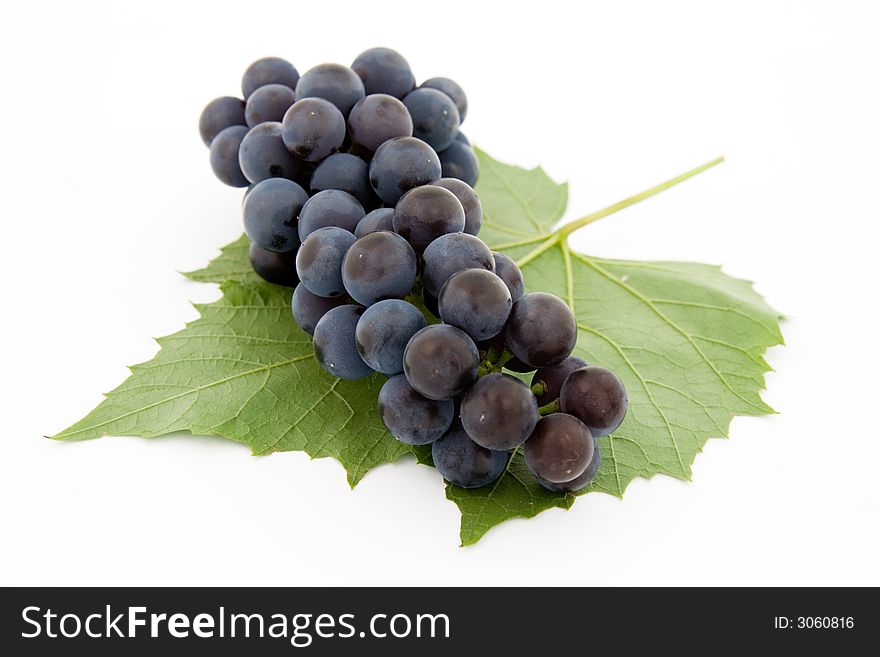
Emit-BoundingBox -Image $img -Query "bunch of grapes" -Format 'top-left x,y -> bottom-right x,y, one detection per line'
199,48 -> 628,492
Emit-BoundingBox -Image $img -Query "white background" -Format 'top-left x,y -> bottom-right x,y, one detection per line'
1,0 -> 878,586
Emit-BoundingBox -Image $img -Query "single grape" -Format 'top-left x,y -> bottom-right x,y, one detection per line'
536,438 -> 601,493
310,153 -> 378,209
491,252 -> 525,302
439,139 -> 479,186
378,374 -> 454,445
403,324 -> 479,400
297,189 -> 365,241
347,94 -> 413,154
420,77 -> 468,122
238,122 -> 302,183
295,226 -> 356,298
291,284 -> 349,335
356,300 -> 427,375
560,366 -> 628,437
524,413 -> 594,484
392,185 -> 465,253
505,292 -> 577,368
351,47 -> 416,99
433,178 -> 482,235
369,136 -> 441,205
209,125 -> 250,187
295,63 -> 365,116
454,131 -> 470,145
244,83 -> 297,127
439,269 -> 512,342
421,232 -> 494,297
354,208 -> 395,238
249,243 -> 298,287
402,88 -> 460,152
281,97 -> 346,162
460,373 -> 538,450
242,178 -> 309,252
199,96 -> 246,147
312,305 -> 373,380
531,356 -> 589,406
341,231 -> 417,306
432,421 -> 508,489
241,56 -> 300,98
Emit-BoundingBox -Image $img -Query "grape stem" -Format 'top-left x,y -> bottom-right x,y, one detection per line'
537,400 -> 560,416
516,156 -> 724,268
530,381 -> 547,397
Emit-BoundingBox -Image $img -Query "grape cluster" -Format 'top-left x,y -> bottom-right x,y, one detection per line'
200,49 -> 628,493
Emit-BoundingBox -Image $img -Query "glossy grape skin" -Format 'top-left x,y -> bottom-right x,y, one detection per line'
295,226 -> 356,298
524,413 -> 594,484
439,269 -> 512,342
421,232 -> 494,297
432,421 -> 508,489
460,373 -> 538,450
531,356 -> 589,406
341,231 -> 417,306
199,96 -> 246,147
291,284 -> 350,335
354,208 -> 395,237
249,243 -> 298,287
295,63 -> 365,116
310,153 -> 378,209
491,252 -> 525,303
536,438 -> 600,493
378,374 -> 454,445
420,77 -> 468,122
505,292 -> 577,368
280,98 -> 346,162
347,94 -> 413,154
439,139 -> 479,186
312,305 -> 373,380
356,300 -> 427,375
242,178 -> 309,253
403,324 -> 479,400
351,48 -> 416,99
238,122 -> 302,184
433,178 -> 482,235
392,185 -> 465,253
297,189 -> 365,241
244,83 -> 297,127
560,366 -> 628,437
209,125 -> 250,187
402,88 -> 460,152
241,57 -> 300,98
369,136 -> 441,205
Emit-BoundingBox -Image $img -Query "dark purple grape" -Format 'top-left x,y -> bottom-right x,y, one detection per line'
433,178 -> 482,235
312,305 -> 372,380
295,226 -> 356,298
403,324 -> 479,400
209,125 -> 250,187
351,48 -> 415,99
310,153 -> 378,209
460,373 -> 538,450
199,96 -> 246,147
454,131 -> 470,145
369,136 -> 441,205
241,57 -> 299,98
291,284 -> 349,335
531,356 -> 589,406
342,231 -> 417,306
505,292 -> 577,368
348,94 -> 413,154
421,231 -> 494,297
439,139 -> 479,186
432,421 -> 508,488
560,366 -> 628,437
245,84 -> 296,127
420,77 -> 468,122
297,189 -> 365,241
238,122 -> 302,184
492,252 -> 525,302
354,208 -> 395,238
357,300 -> 426,375
249,243 -> 298,287
242,178 -> 309,253
402,87 -> 460,152
536,438 -> 600,493
392,185 -> 465,253
295,63 -> 365,116
281,98 -> 346,162
439,269 -> 512,342
379,374 -> 454,446
524,413 -> 594,484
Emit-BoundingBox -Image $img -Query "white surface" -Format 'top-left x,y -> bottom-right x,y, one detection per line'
1,0 -> 878,586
